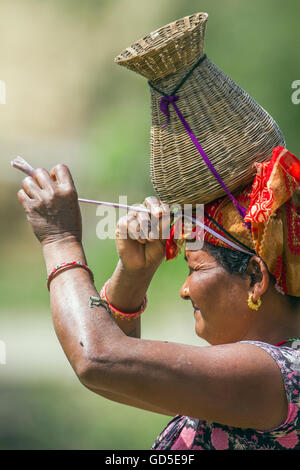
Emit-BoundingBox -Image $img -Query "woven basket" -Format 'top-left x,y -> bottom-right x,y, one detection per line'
114,12 -> 285,206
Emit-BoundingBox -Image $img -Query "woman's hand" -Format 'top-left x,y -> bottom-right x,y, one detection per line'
17,164 -> 82,247
115,196 -> 171,273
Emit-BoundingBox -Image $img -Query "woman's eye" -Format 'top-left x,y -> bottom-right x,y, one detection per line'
189,266 -> 200,273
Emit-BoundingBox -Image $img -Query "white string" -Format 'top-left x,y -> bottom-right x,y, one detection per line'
11,157 -> 254,255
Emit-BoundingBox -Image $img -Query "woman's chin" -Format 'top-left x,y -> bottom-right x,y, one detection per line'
194,310 -> 206,338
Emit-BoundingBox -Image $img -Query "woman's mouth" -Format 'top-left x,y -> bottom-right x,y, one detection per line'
192,304 -> 201,315
191,301 -> 200,311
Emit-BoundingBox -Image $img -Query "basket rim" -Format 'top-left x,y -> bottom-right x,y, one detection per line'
114,12 -> 208,65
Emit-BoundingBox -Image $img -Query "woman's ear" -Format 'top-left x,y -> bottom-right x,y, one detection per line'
247,256 -> 269,302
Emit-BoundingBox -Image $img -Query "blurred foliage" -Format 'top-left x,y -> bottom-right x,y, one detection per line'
0,0 -> 299,450
0,381 -> 170,450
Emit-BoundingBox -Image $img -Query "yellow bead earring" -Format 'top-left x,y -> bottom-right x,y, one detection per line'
248,293 -> 262,311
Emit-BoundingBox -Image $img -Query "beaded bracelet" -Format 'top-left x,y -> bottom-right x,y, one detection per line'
100,279 -> 147,321
47,261 -> 94,291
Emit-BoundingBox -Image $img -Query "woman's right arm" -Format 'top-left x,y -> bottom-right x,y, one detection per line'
82,197 -> 173,414
103,196 -> 170,338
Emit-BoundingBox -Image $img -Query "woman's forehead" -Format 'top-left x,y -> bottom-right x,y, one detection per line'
184,248 -> 213,264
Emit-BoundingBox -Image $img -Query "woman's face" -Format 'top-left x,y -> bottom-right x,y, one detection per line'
180,248 -> 253,345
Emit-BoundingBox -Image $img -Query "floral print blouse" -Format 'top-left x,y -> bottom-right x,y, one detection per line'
151,341 -> 300,450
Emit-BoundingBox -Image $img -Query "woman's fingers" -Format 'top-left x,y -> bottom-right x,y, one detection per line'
22,165 -> 73,200
22,176 -> 42,200
143,196 -> 169,217
116,200 -> 171,245
117,210 -> 147,244
117,207 -> 150,243
133,205 -> 155,242
22,168 -> 58,202
144,196 -> 162,216
33,168 -> 56,191
128,217 -> 146,243
49,164 -> 75,188
131,205 -> 165,243
17,162 -> 82,246
115,198 -> 171,271
143,197 -> 171,241
17,188 -> 34,209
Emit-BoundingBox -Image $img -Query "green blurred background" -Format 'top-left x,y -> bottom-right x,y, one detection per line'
0,0 -> 299,449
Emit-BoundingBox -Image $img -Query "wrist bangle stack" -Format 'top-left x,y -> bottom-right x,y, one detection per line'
100,279 -> 147,321
47,261 -> 94,291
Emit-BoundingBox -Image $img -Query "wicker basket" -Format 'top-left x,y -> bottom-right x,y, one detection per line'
114,12 -> 285,206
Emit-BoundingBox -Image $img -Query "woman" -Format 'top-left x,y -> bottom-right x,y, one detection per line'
17,156 -> 300,450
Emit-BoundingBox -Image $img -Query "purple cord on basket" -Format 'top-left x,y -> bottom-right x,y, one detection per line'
148,56 -> 251,230
160,95 -> 249,225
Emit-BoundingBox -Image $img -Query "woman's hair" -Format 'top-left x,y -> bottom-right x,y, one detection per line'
203,242 -> 300,310
203,242 -> 252,277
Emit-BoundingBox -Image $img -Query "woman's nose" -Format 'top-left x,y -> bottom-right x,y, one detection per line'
180,282 -> 190,300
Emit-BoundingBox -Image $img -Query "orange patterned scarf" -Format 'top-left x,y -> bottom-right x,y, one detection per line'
166,146 -> 300,296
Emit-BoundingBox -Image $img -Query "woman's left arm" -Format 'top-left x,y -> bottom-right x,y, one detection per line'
17,164 -> 288,430
17,163 -> 138,375
17,163 -> 174,415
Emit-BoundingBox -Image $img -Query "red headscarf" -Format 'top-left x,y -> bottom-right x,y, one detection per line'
165,146 -> 300,296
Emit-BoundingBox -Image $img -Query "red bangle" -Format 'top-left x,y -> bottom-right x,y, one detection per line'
100,279 -> 147,321
47,261 -> 94,291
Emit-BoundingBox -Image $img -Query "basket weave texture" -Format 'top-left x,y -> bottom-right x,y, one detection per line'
115,13 -> 285,206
